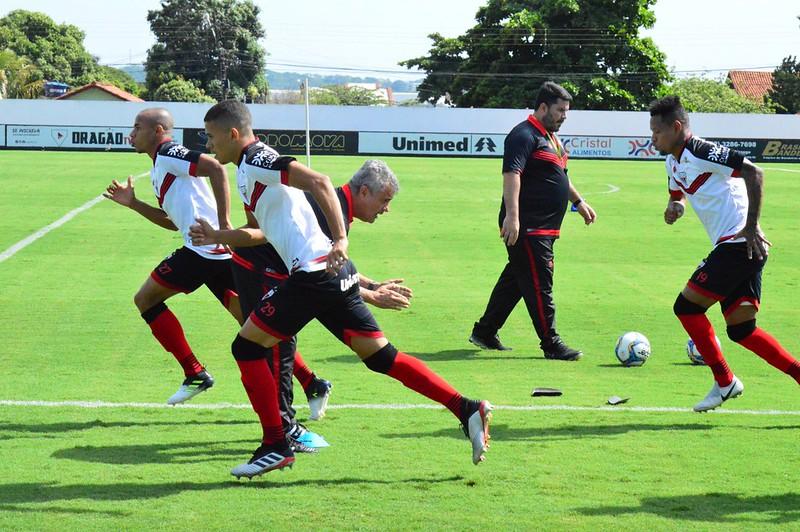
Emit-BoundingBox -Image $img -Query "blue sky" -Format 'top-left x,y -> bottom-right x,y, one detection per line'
1,0 -> 798,80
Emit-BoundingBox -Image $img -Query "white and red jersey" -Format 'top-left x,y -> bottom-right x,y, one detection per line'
236,141 -> 332,274
151,140 -> 231,260
666,136 -> 747,246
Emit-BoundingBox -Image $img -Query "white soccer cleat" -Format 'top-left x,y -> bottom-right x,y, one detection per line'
694,376 -> 744,412
166,370 -> 214,405
231,444 -> 295,479
306,378 -> 332,421
462,400 -> 493,465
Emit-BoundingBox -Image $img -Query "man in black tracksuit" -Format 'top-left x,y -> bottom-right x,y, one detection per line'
470,81 -> 597,360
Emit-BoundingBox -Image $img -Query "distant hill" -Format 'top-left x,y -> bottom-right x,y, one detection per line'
114,66 -> 421,93
266,70 -> 420,92
119,64 -> 146,83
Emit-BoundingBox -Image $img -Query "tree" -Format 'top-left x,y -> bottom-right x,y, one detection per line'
145,0 -> 267,101
324,85 -> 384,106
151,77 -> 214,102
401,0 -> 669,110
84,65 -> 142,97
0,48 -> 43,98
0,10 -> 96,84
768,56 -> 800,114
666,77 -> 773,113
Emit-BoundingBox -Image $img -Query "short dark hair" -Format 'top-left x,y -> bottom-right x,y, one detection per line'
649,95 -> 689,126
535,81 -> 572,109
204,99 -> 252,131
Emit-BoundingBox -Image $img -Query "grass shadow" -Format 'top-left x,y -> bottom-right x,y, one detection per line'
578,492 -> 800,524
0,475 -> 466,511
0,419 -> 253,436
381,422 -> 715,442
52,440 -> 257,465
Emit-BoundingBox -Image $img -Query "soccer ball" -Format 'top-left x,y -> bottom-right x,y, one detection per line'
615,332 -> 651,367
686,336 -> 721,366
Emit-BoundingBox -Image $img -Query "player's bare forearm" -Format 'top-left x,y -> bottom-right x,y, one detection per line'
197,154 -> 232,230
286,161 -> 347,242
501,171 -> 520,221
189,219 -> 263,247
567,180 -> 581,204
130,197 -> 178,230
358,273 -> 377,289
501,171 -> 521,245
739,159 -> 764,228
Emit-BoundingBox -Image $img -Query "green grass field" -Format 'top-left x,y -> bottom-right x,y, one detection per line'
1,151 -> 799,530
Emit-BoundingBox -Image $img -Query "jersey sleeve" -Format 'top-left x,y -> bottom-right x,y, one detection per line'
690,139 -> 745,177
502,128 -> 537,174
157,144 -> 202,176
245,152 -> 297,185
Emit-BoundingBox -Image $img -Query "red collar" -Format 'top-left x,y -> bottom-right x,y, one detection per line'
527,115 -> 548,136
150,137 -> 173,163
341,183 -> 354,224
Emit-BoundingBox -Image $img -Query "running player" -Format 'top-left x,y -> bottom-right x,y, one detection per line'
649,95 -> 800,412
192,100 -> 492,478
230,160 -> 411,439
103,108 -> 241,405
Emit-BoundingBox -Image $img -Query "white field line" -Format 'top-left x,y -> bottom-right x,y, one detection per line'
771,168 -> 800,173
583,183 -> 620,196
1,399 -> 800,417
0,171 -> 150,264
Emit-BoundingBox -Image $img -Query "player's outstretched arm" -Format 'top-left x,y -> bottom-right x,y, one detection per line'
285,161 -> 349,273
359,275 -> 412,310
195,154 -> 232,230
733,159 -> 771,260
189,212 -> 265,248
103,175 -> 177,231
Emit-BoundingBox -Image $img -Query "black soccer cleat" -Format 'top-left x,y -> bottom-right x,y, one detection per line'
460,399 -> 493,465
469,325 -> 512,351
542,337 -> 582,361
305,377 -> 332,421
231,442 -> 295,479
166,370 -> 214,405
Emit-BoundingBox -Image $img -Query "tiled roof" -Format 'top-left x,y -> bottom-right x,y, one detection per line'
727,70 -> 773,101
56,81 -> 144,102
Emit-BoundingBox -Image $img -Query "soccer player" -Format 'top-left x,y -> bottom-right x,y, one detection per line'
230,160 -> 412,427
192,100 -> 492,479
103,108 -> 241,405
649,95 -> 800,412
470,81 -> 596,360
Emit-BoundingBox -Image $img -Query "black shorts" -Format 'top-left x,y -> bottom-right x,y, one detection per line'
686,242 -> 766,317
249,260 -> 383,345
151,246 -> 237,304
231,247 -> 289,318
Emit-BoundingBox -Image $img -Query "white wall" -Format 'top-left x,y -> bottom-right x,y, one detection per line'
0,99 -> 797,138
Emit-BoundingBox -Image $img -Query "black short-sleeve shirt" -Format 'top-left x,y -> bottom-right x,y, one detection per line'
499,115 -> 570,236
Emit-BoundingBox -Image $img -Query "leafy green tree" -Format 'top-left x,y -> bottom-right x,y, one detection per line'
0,48 -> 43,98
80,65 -> 142,96
152,77 -> 214,102
401,0 -> 669,110
145,0 -> 267,101
666,77 -> 773,113
0,10 -> 96,84
768,56 -> 800,114
323,85 -> 384,106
